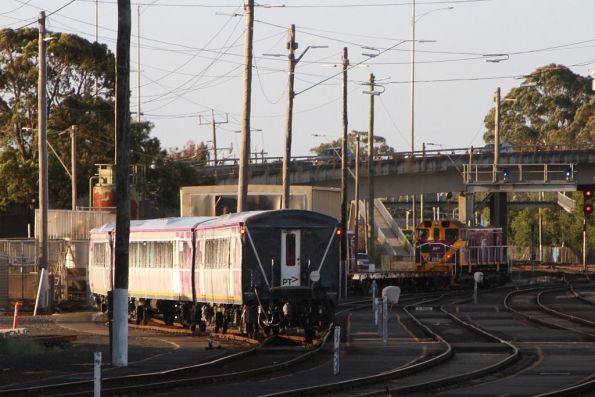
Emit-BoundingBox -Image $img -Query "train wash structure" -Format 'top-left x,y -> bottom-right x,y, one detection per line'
180,184 -> 340,220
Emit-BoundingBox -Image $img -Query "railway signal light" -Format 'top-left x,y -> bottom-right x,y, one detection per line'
564,168 -> 572,181
502,169 -> 509,181
580,185 -> 594,216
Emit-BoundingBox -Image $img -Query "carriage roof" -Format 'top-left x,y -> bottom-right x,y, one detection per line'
90,209 -> 338,235
196,209 -> 338,229
90,216 -> 215,234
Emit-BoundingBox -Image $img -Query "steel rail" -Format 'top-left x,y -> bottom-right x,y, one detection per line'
0,334 -> 277,396
504,285 -> 595,340
258,294 -> 456,397
537,287 -> 595,327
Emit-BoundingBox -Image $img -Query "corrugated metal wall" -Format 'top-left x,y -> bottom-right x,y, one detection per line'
35,210 -> 115,240
0,254 -> 8,311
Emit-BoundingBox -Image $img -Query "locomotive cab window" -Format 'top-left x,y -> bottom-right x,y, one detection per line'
285,233 -> 296,266
417,229 -> 429,240
445,228 -> 458,241
433,228 -> 440,241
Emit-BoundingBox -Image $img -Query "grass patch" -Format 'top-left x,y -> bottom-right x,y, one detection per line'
0,336 -> 46,355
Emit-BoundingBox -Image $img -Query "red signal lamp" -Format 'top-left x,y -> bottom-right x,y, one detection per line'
585,203 -> 594,215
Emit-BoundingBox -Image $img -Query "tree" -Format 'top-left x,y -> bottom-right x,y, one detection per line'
482,65 -> 593,254
0,28 -> 115,212
483,64 -> 593,145
310,130 -> 394,157
0,28 -> 211,214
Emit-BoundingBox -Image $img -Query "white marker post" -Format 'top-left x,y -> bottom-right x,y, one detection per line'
473,272 -> 484,305
333,326 -> 341,375
372,279 -> 377,300
94,352 -> 102,397
382,298 -> 388,345
377,298 -> 383,336
374,297 -> 379,326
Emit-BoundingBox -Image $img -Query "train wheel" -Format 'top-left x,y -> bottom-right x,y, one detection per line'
135,305 -> 144,325
304,325 -> 315,342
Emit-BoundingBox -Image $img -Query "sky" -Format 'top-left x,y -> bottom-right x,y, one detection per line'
0,0 -> 594,160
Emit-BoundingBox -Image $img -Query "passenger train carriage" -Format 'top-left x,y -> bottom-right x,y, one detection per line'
89,209 -> 340,338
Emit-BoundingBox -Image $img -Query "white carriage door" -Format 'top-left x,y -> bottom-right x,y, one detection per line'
281,230 -> 301,287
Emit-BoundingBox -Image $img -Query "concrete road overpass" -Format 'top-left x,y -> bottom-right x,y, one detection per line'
196,145 -> 595,197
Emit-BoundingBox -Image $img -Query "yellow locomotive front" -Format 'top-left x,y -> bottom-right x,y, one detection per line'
414,220 -> 465,272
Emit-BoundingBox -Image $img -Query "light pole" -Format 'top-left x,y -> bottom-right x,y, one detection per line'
409,2 -> 453,233
37,11 -> 49,312
409,3 -> 454,154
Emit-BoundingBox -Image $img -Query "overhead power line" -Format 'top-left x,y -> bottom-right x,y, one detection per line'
75,0 -> 491,7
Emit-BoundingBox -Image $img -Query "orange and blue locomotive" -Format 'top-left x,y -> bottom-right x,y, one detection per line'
414,220 -> 508,277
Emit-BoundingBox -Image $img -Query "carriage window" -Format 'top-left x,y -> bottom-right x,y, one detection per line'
433,228 -> 440,240
204,238 -> 231,268
285,233 -> 296,266
416,229 -> 429,240
130,241 -> 174,268
445,228 -> 458,241
92,243 -> 108,267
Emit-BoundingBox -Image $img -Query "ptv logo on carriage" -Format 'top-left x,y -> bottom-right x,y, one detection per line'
282,276 -> 299,286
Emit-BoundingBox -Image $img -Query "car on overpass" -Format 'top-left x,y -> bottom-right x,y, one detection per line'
481,143 -> 513,153
313,147 -> 354,166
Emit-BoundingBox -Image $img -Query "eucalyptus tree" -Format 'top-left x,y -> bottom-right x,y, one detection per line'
483,64 -> 593,146
0,28 -> 115,212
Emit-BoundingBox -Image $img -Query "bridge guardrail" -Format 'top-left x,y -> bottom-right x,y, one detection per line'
190,143 -> 595,171
463,163 -> 576,185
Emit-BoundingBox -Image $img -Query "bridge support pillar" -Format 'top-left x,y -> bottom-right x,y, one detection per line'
490,192 -> 508,244
458,192 -> 474,225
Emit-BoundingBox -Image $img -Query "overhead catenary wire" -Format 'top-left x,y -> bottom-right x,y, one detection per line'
72,0 -> 491,8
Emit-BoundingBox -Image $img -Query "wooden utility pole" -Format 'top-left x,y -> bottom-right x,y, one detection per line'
113,0 -> 131,368
70,125 -> 77,210
354,134 -> 360,256
340,47 -> 349,277
136,5 -> 141,123
282,24 -> 296,209
238,0 -> 254,212
366,73 -> 376,262
199,110 -> 229,168
494,87 -> 500,170
211,109 -> 219,166
37,11 -> 49,309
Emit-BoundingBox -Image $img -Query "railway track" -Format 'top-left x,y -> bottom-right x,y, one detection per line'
0,332 -> 327,397
246,290 -> 521,397
504,285 -> 595,341
6,283 -> 595,396
0,299 -> 374,397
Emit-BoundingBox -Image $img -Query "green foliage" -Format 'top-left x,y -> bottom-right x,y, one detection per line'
483,64 -> 593,145
0,150 -> 37,211
482,65 -> 594,252
146,157 -> 213,211
309,130 -> 394,157
0,336 -> 46,355
509,208 -> 537,248
0,28 -> 210,214
0,27 -> 116,213
507,192 -> 595,258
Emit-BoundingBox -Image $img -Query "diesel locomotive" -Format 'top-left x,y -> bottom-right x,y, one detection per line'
415,219 -> 509,276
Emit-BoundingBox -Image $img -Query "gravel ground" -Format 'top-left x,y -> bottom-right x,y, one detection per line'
0,311 -> 176,388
